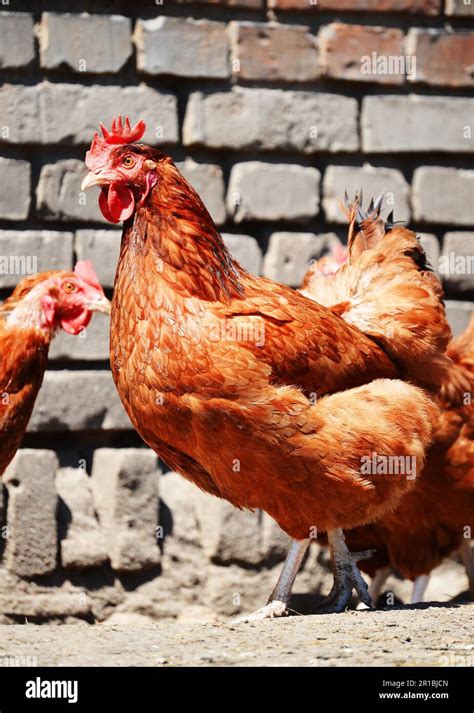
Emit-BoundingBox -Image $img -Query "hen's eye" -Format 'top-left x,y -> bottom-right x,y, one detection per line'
122,155 -> 135,168
63,281 -> 76,294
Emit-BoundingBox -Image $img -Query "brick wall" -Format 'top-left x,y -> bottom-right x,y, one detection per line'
0,1 -> 473,622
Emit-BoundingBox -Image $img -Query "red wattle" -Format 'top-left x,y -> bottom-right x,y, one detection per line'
99,189 -> 117,223
99,183 -> 135,223
61,310 -> 92,335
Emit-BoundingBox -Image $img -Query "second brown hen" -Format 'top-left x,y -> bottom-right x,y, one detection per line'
301,201 -> 473,605
344,316 -> 474,604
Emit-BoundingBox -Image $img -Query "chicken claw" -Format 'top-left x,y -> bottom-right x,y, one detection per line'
230,539 -> 310,624
355,566 -> 392,610
230,600 -> 290,624
318,529 -> 374,614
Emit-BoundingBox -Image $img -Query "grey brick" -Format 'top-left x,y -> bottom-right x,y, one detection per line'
445,0 -> 474,15
0,231 -> 73,289
92,449 -> 161,572
0,158 -> 31,221
0,592 -> 92,619
3,449 -> 58,578
263,232 -> 341,286
362,96 -> 474,153
193,490 -> 262,565
445,299 -> 474,336
323,165 -> 410,223
440,232 -> 474,293
184,88 -> 359,154
261,513 -> 291,563
135,17 -> 229,79
0,83 -> 178,146
227,162 -> 320,222
0,13 -> 35,69
36,160 -> 106,223
41,82 -> 178,146
159,472 -> 200,545
222,233 -> 262,275
75,230 -> 121,290
417,233 -> 440,274
228,21 -> 319,82
56,466 -> 108,569
412,167 -> 474,226
177,159 -> 226,225
40,12 -> 132,74
0,85 -> 42,143
49,313 -> 110,362
28,371 -> 132,432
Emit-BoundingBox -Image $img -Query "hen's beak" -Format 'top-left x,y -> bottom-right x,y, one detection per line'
89,295 -> 112,315
81,171 -> 114,192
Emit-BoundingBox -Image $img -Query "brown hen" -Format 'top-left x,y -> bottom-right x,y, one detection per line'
81,118 -> 450,618
0,262 -> 110,476
344,316 -> 474,603
301,202 -> 473,604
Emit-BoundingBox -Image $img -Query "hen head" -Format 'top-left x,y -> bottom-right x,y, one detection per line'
5,261 -> 110,335
81,116 -> 165,224
310,244 -> 348,278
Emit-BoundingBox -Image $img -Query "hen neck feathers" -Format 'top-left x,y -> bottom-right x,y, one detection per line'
0,286 -> 54,340
121,163 -> 245,304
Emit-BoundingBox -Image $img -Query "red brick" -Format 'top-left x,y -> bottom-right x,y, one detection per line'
269,0 -> 441,13
229,22 -> 319,82
319,23 -> 405,85
178,0 -> 263,7
406,30 -> 474,88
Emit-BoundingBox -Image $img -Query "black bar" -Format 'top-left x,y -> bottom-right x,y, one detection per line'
0,666 -> 471,711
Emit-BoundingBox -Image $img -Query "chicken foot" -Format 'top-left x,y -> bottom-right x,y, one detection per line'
410,574 -> 430,604
357,566 -> 392,609
230,539 -> 311,623
460,540 -> 474,599
369,566 -> 392,604
318,528 -> 374,613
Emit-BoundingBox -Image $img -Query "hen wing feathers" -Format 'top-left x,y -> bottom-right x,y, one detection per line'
300,195 -> 452,394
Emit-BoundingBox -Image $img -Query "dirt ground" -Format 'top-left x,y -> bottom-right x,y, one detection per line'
0,603 -> 472,667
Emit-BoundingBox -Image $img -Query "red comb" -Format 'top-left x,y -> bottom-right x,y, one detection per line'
74,260 -> 103,292
85,116 -> 146,171
99,116 -> 146,145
